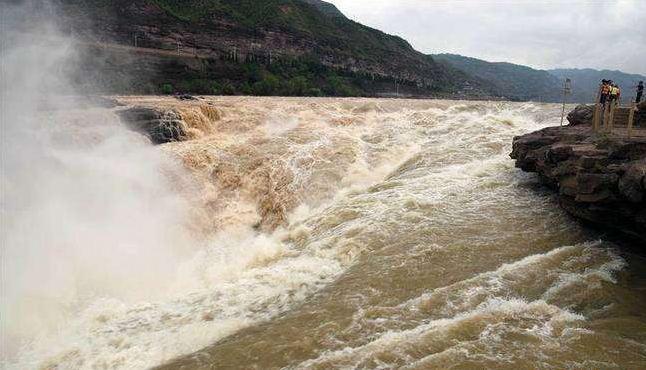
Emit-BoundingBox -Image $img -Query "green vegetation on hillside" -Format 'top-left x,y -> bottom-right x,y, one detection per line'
157,56 -> 393,96
57,0 -> 482,97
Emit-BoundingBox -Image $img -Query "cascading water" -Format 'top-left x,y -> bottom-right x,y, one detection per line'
2,5 -> 645,369
3,95 -> 646,370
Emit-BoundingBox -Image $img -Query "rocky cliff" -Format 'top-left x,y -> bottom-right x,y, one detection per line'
50,0 -> 481,95
510,120 -> 646,241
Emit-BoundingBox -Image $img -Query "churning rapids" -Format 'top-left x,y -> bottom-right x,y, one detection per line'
3,97 -> 646,370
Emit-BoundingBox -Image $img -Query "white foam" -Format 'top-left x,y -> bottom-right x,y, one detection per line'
290,297 -> 584,370
3,87 -> 580,369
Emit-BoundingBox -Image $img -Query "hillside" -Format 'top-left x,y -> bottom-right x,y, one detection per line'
49,0 -> 489,97
548,68 -> 645,103
433,53 -> 586,102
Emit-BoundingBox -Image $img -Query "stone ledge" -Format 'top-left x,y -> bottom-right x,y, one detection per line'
510,124 -> 646,241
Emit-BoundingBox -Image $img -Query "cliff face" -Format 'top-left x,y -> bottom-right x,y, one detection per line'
510,124 -> 646,242
52,0 -> 478,92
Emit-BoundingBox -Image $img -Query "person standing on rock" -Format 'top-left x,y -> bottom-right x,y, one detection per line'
636,81 -> 643,103
609,84 -> 620,103
600,80 -> 610,105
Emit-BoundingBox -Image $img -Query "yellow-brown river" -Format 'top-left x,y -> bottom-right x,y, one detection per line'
2,97 -> 645,370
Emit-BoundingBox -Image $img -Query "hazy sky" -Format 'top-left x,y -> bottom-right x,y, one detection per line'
327,0 -> 646,75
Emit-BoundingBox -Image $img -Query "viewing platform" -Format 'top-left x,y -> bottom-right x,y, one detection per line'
567,99 -> 645,137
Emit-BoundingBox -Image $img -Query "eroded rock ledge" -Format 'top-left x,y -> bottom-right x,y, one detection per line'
510,125 -> 646,241
117,107 -> 187,144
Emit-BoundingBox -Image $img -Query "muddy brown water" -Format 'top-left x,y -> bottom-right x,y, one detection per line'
6,98 -> 646,370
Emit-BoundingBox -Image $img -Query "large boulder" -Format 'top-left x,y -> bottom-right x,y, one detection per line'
566,104 -> 594,126
510,125 -> 646,242
117,107 -> 187,144
618,159 -> 646,203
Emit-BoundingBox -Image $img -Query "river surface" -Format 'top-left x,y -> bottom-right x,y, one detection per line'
3,97 -> 646,370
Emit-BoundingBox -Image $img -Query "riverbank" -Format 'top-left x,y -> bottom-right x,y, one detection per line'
510,119 -> 646,242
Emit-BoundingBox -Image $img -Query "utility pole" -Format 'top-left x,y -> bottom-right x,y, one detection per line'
560,78 -> 571,126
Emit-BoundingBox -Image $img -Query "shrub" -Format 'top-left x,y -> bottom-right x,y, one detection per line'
209,81 -> 220,95
323,75 -> 358,96
252,73 -> 280,96
239,81 -> 252,95
285,76 -> 309,96
221,81 -> 235,95
243,63 -> 263,84
307,87 -> 322,97
161,83 -> 173,95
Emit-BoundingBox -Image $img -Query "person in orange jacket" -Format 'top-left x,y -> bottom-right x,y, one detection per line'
600,80 -> 611,105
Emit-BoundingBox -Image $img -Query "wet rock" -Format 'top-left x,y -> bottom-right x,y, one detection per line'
618,160 -> 646,203
510,123 -> 646,242
117,107 -> 187,144
176,94 -> 198,101
566,104 -> 594,126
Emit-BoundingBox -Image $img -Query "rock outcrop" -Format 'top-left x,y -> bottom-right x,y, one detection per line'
54,1 -> 462,88
636,101 -> 646,126
117,107 -> 186,144
566,104 -> 594,126
510,125 -> 646,241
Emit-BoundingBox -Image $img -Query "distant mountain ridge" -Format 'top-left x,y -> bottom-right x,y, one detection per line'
433,53 -> 585,102
434,53 -> 644,103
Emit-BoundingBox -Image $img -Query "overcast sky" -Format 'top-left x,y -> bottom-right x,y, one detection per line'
327,0 -> 646,75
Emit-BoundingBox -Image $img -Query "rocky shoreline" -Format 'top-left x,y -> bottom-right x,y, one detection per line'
510,105 -> 646,242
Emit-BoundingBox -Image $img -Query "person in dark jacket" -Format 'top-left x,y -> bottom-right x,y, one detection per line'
637,81 -> 644,103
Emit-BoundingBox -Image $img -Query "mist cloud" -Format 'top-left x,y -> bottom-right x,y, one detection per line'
0,2 -> 198,357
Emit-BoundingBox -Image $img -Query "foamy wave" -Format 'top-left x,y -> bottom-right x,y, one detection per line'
290,297 -> 583,370
4,96 -> 589,370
